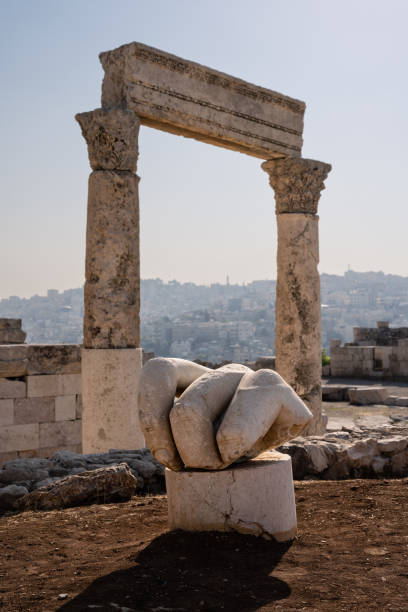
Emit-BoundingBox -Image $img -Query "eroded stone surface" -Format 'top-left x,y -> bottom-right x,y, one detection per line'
100,42 -> 305,159
348,387 -> 390,405
274,213 -> 323,433
27,344 -> 81,375
17,463 -> 137,511
262,157 -> 331,214
262,158 -> 331,436
82,348 -> 144,453
76,108 -> 140,172
84,170 -> 140,348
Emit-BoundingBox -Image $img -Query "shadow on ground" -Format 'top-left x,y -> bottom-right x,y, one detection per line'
60,530 -> 291,612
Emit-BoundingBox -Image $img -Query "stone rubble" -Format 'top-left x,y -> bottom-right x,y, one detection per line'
2,424 -> 407,513
279,421 -> 408,480
0,448 -> 164,511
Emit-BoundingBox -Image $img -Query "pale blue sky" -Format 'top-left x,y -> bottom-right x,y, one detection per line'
1,0 -> 407,298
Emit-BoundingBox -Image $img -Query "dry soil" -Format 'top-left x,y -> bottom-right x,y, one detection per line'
1,479 -> 407,611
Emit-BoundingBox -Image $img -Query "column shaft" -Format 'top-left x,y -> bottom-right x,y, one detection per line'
76,108 -> 144,452
276,213 -> 322,432
262,157 -> 331,435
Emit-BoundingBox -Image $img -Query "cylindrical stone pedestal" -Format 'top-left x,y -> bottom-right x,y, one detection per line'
165,451 -> 297,542
81,348 -> 144,452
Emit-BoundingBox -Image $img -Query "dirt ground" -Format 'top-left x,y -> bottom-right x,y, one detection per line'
1,479 -> 408,612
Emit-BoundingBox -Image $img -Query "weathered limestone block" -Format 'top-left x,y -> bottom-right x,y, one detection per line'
139,358 -> 210,470
346,438 -> 378,468
82,348 -> 144,453
84,170 -> 140,348
0,359 -> 28,377
348,387 -> 389,405
26,374 -> 81,398
170,364 -> 250,469
39,420 -> 81,449
17,463 -> 137,511
0,399 -> 14,426
76,108 -> 140,171
377,436 -> 408,454
0,379 -> 26,399
262,157 -> 331,215
0,329 -> 26,344
14,398 -> 55,425
26,344 -> 81,375
0,318 -> 22,330
100,42 -> 305,159
322,385 -> 355,402
0,423 -> 39,452
166,451 -> 297,542
55,396 -> 76,421
0,345 -> 28,377
254,356 -> 276,371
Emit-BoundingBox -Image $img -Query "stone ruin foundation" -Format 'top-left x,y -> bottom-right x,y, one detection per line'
76,42 -> 331,453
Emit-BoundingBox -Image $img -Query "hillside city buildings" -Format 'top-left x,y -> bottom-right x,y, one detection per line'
1,271 -> 408,364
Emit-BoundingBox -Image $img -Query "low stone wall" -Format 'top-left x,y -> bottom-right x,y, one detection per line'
330,339 -> 408,381
0,345 -> 82,466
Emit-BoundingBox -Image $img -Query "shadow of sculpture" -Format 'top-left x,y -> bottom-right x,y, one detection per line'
60,530 -> 292,612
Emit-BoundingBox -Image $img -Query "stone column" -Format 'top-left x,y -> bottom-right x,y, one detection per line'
76,108 -> 145,452
262,158 -> 331,434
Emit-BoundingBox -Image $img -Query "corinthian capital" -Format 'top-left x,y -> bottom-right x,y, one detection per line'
262,157 -> 331,215
76,108 -> 140,172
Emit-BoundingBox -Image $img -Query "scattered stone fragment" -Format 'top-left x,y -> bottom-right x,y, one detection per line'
348,387 -> 390,405
17,463 -> 137,511
322,385 -> 355,402
0,484 -> 29,510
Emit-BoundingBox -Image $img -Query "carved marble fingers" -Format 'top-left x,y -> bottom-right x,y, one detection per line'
138,358 -> 210,470
217,369 -> 312,464
138,358 -> 313,471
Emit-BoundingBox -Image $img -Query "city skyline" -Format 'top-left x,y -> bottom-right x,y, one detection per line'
1,1 -> 407,298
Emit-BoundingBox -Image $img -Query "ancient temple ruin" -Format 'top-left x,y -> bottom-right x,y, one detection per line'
76,42 -> 331,451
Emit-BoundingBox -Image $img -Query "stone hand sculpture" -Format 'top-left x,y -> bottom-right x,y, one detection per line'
138,358 -> 312,471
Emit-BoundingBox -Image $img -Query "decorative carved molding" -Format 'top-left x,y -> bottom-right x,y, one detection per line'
99,42 -> 304,159
262,158 -> 331,215
100,42 -> 306,114
76,108 -> 140,172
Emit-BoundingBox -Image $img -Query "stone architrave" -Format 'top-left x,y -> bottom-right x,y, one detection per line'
76,108 -> 144,452
262,158 -> 331,434
99,42 -> 305,159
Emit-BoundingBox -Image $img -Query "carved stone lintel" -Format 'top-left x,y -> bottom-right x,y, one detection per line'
262,157 -> 331,215
76,108 -> 140,172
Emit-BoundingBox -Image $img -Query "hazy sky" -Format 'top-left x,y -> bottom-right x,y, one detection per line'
1,0 -> 407,298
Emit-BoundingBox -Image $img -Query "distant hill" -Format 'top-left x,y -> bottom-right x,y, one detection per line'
1,271 -> 408,360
